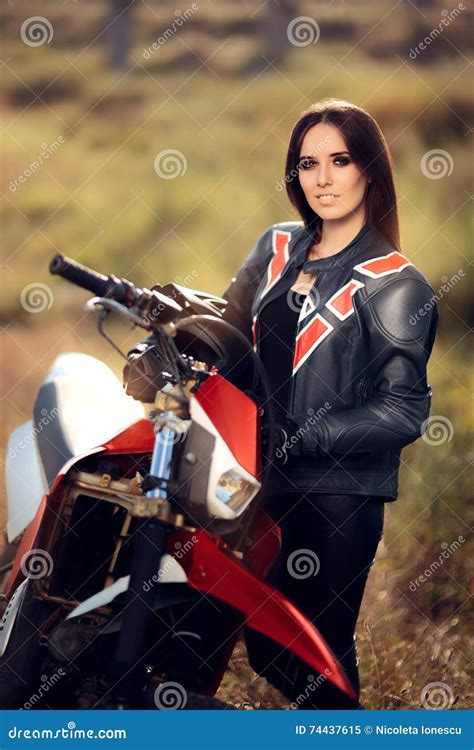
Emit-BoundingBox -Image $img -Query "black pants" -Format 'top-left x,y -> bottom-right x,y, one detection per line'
245,493 -> 385,709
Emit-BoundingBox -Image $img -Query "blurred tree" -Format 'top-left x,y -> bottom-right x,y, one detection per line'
245,0 -> 296,72
106,0 -> 136,71
263,0 -> 296,61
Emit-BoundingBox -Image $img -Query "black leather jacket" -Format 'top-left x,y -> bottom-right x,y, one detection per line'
222,222 -> 438,500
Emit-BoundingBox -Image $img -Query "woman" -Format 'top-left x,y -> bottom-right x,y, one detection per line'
222,99 -> 438,709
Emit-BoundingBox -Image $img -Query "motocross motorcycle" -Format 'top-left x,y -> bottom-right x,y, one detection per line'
0,254 -> 356,709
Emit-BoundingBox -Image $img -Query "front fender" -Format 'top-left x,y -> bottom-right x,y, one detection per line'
168,529 -> 356,700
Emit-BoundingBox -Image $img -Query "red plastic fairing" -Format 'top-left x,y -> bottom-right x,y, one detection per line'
166,529 -> 356,700
194,374 -> 259,477
102,418 -> 154,453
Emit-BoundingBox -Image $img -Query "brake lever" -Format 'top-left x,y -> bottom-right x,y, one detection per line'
85,297 -> 152,329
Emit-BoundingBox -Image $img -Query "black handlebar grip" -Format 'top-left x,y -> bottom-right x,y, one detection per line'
49,253 -> 113,297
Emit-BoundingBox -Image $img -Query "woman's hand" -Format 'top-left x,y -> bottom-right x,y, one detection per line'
123,343 -> 167,402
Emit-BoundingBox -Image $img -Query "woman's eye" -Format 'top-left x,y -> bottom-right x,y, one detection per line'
298,156 -> 350,170
298,159 -> 316,170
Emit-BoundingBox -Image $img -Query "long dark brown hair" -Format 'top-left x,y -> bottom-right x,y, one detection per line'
285,99 -> 400,250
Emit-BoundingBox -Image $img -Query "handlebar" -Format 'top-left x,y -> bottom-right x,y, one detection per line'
50,254 -> 132,303
49,253 -> 183,324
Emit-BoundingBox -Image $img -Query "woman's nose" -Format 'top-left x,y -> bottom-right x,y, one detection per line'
317,165 -> 332,186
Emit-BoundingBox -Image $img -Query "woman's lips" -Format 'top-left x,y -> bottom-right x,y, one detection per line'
316,194 -> 339,205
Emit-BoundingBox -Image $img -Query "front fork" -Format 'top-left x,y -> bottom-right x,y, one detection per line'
147,411 -> 186,499
108,409 -> 188,705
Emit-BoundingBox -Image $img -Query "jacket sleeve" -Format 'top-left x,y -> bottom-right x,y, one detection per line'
293,277 -> 439,455
222,226 -> 272,342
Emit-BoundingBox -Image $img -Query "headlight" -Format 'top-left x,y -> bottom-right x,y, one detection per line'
215,470 -> 258,514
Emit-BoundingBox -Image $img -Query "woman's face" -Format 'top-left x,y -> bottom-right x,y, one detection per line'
297,122 -> 369,222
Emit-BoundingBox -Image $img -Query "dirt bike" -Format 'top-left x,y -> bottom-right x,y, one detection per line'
0,254 -> 356,709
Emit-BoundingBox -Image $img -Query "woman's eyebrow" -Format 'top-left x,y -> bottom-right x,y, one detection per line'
298,151 -> 350,159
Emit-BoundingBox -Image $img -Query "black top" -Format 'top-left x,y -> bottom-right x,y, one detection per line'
259,290 -> 305,419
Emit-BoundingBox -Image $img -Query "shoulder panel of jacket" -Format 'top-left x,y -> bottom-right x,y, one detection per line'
353,251 -> 438,351
366,276 -> 437,349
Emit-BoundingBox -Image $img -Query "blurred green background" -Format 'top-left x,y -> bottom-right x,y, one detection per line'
1,0 -> 472,709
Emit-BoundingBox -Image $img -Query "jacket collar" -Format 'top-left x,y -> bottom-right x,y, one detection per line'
293,222 -> 374,274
